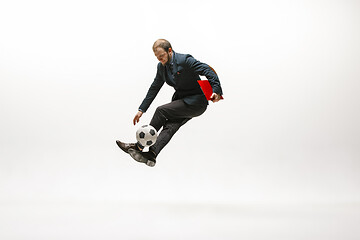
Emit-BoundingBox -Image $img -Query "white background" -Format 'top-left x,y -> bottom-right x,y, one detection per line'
1,0 -> 359,239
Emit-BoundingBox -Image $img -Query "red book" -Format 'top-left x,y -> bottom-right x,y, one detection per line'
197,80 -> 224,101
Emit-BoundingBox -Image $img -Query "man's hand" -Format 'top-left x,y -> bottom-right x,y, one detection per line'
210,93 -> 221,103
133,111 -> 143,125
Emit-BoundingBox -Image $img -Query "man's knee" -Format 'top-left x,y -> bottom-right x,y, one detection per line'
155,105 -> 166,116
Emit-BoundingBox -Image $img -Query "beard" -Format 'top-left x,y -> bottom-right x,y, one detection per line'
161,52 -> 171,65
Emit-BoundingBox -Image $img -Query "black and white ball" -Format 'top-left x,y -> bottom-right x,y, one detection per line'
136,125 -> 158,148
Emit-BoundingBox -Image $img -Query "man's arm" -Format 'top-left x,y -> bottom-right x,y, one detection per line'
138,67 -> 164,112
185,55 -> 223,96
134,64 -> 164,125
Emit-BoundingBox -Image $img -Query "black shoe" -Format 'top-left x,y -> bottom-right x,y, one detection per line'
142,151 -> 157,167
128,149 -> 156,167
116,140 -> 139,153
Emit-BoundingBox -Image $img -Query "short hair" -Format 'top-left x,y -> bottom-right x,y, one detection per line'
153,39 -> 172,52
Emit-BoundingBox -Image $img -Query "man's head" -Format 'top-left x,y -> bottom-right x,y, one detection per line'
153,39 -> 173,65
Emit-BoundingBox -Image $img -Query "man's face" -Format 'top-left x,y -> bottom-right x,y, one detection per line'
154,47 -> 172,66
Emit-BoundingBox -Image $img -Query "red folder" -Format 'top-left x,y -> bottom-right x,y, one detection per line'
197,80 -> 224,101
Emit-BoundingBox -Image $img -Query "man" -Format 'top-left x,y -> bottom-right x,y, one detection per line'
116,39 -> 223,167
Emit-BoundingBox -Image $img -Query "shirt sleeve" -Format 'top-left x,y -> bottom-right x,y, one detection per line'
185,55 -> 223,96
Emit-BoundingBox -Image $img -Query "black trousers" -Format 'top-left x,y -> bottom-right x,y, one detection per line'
149,99 -> 207,156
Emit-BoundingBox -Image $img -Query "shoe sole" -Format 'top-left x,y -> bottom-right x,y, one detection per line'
116,140 -> 138,154
128,149 -> 156,167
128,149 -> 147,163
146,160 -> 156,167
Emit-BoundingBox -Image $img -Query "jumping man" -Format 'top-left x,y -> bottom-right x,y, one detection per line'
116,39 -> 223,167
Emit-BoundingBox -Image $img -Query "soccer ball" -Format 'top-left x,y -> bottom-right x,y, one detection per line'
136,125 -> 158,148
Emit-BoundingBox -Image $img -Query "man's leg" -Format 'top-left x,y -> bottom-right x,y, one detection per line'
124,100 -> 206,167
150,118 -> 190,156
149,100 -> 207,156
150,99 -> 207,131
